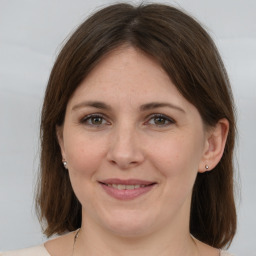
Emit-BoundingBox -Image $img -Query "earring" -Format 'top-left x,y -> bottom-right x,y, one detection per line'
205,165 -> 209,170
62,160 -> 68,169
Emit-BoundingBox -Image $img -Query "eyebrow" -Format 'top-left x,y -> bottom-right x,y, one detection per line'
72,101 -> 112,111
139,102 -> 185,113
72,101 -> 185,113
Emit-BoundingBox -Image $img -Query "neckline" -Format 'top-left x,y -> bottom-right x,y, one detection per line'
41,244 -> 52,256
42,242 -> 229,256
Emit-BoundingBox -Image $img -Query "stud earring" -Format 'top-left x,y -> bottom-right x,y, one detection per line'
205,165 -> 209,170
62,160 -> 68,169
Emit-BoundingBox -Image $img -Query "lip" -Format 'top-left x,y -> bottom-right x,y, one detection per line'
98,179 -> 157,200
100,178 -> 155,186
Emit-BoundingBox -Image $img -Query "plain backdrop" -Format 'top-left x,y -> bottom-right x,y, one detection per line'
0,0 -> 255,254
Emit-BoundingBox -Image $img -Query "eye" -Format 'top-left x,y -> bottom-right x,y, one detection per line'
146,114 -> 175,127
81,114 -> 109,127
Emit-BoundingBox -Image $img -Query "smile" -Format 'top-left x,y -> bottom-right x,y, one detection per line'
99,179 -> 156,200
106,184 -> 148,190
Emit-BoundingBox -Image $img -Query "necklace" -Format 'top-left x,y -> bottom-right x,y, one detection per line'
71,228 -> 81,256
71,229 -> 222,256
191,236 -> 201,256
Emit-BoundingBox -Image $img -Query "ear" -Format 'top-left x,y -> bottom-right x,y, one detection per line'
56,125 -> 66,160
198,118 -> 229,173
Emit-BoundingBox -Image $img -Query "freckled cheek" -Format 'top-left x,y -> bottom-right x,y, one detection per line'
65,137 -> 107,176
148,136 -> 199,179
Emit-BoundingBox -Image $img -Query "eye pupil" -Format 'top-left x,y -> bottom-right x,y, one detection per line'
92,117 -> 102,125
154,117 -> 166,125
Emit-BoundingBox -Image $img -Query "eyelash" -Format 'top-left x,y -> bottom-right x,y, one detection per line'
80,113 -> 109,127
80,113 -> 175,128
146,114 -> 175,127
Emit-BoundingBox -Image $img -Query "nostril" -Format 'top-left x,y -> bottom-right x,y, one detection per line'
109,159 -> 117,165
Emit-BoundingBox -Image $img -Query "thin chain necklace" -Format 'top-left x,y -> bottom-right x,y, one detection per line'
191,236 -> 202,256
71,228 -> 80,256
71,229 -> 222,256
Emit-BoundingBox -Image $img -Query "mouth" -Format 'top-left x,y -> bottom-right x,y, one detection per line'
98,179 -> 157,200
102,183 -> 151,190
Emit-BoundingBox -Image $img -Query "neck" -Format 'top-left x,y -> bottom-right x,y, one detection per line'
74,212 -> 199,256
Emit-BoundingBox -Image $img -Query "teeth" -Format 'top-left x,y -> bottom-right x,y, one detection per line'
126,185 -> 135,190
117,184 -> 126,190
107,184 -> 147,190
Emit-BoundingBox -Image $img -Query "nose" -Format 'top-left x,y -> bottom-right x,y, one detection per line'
106,125 -> 145,170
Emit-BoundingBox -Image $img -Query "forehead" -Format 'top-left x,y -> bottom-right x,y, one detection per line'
69,47 -> 186,105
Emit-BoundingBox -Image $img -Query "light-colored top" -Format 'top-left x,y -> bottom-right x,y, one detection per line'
0,245 -> 234,256
0,245 -> 49,256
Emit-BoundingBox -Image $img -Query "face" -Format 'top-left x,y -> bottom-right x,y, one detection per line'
58,47 -> 209,237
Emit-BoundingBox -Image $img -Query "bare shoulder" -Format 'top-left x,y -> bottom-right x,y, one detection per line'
44,232 -> 75,256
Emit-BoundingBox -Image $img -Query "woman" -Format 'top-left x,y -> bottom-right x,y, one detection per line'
1,3 -> 236,256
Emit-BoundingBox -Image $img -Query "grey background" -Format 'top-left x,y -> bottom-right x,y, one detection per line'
0,0 -> 255,254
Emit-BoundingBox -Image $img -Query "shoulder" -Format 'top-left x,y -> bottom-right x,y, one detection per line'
220,250 -> 235,256
44,231 -> 75,256
0,231 -> 76,256
0,245 -> 50,256
192,237 -> 235,256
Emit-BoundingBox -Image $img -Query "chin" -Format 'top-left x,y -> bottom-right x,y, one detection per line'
101,210 -> 157,238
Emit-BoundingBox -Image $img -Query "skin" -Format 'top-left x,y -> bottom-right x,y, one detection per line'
45,46 -> 229,256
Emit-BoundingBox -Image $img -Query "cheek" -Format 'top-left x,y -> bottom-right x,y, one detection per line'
64,132 -> 107,177
64,133 -> 108,208
149,131 -> 204,181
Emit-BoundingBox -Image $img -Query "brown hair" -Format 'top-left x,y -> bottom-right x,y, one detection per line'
37,3 -> 236,248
